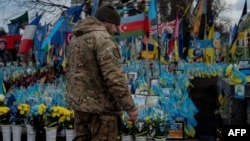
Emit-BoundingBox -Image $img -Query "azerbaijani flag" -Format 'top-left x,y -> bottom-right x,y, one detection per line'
114,13 -> 149,38
18,14 -> 43,54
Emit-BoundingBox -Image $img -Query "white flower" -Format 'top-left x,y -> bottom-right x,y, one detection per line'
0,94 -> 5,102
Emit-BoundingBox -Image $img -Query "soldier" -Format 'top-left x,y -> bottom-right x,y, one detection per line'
66,4 -> 138,141
0,38 -> 12,67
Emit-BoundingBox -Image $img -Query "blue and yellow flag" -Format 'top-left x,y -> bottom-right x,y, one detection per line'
141,36 -> 158,60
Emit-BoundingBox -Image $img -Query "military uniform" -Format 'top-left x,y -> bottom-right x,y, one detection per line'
66,16 -> 137,141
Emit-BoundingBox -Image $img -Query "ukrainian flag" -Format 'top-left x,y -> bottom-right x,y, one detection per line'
141,36 -> 158,60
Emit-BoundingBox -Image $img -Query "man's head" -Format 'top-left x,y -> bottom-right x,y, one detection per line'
0,38 -> 7,50
94,4 -> 120,34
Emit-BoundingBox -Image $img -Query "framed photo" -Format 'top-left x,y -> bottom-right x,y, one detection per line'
145,96 -> 159,108
238,60 -> 250,69
234,84 -> 245,99
167,122 -> 184,140
133,95 -> 146,111
127,72 -> 137,82
150,78 -> 159,88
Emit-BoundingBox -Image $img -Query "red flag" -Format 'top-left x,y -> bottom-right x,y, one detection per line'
0,35 -> 21,49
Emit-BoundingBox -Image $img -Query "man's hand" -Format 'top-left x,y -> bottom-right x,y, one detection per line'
127,110 -> 138,121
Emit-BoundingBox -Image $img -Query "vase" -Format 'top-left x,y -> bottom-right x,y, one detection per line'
135,136 -> 147,141
45,127 -> 57,141
26,125 -> 36,141
11,125 -> 22,141
121,135 -> 133,141
153,137 -> 167,141
65,129 -> 75,141
1,125 -> 11,141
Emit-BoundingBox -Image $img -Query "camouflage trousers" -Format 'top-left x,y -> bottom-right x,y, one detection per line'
73,111 -> 119,141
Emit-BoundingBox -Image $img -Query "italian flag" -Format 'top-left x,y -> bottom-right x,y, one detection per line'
18,14 -> 43,54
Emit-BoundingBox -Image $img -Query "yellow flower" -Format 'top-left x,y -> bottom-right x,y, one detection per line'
126,120 -> 133,128
144,116 -> 152,124
18,103 -> 31,116
0,107 -> 10,116
38,104 -> 46,115
58,116 -> 65,123
20,111 -> 25,115
66,117 -> 71,121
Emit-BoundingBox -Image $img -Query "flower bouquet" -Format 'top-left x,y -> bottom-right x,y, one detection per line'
133,116 -> 154,141
121,119 -> 136,136
120,118 -> 135,141
0,95 -> 10,125
28,103 -> 47,129
10,103 -> 30,125
62,109 -> 74,129
44,105 -> 69,128
151,114 -> 169,139
0,95 -> 11,141
134,116 -> 152,137
27,103 -> 47,141
62,109 -> 75,141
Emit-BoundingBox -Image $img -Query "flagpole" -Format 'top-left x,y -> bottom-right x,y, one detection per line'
156,3 -> 161,76
143,1 -> 150,92
145,36 -> 150,92
204,14 -> 207,39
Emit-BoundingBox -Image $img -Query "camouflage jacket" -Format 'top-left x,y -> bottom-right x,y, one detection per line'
66,17 -> 137,115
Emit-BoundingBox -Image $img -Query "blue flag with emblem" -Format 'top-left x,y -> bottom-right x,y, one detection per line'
8,21 -> 21,35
